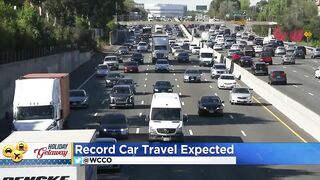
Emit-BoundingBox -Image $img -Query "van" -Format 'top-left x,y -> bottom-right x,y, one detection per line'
199,48 -> 214,66
147,93 -> 188,141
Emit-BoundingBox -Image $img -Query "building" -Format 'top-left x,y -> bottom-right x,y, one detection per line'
134,3 -> 144,9
144,4 -> 187,17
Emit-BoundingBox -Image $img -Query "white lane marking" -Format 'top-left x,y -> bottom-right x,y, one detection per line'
308,92 -> 314,96
312,67 -> 317,70
189,129 -> 193,136
318,80 -> 320,83
94,113 -> 98,116
181,102 -> 185,106
173,73 -> 176,76
229,115 -> 234,119
314,60 -> 317,63
145,78 -> 147,81
175,78 -> 178,81
304,75 -> 309,78
147,68 -> 149,70
214,93 -> 218,96
209,85 -> 213,89
146,73 -> 148,76
205,79 -> 207,81
257,97 -> 263,100
293,70 -> 297,73
141,101 -> 144,105
77,73 -> 95,89
241,130 -> 247,137
177,84 -> 180,88
193,65 -> 196,67
147,65 -> 150,67
179,92 -> 182,96
144,84 -> 147,87
172,68 -> 175,71
139,112 -> 142,117
283,66 -> 287,69
293,85 -> 298,88
136,128 -> 140,134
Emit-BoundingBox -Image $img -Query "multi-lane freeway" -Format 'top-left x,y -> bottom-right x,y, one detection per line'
65,43 -> 320,179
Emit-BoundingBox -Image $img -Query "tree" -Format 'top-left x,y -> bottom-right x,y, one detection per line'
208,0 -> 240,18
218,1 -> 238,19
240,0 -> 250,11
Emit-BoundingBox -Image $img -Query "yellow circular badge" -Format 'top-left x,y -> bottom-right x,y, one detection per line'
15,142 -> 28,154
2,145 -> 14,157
11,150 -> 23,163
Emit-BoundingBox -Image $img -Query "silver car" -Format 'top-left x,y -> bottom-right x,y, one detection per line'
229,87 -> 253,105
69,89 -> 89,108
211,64 -> 227,79
155,59 -> 170,72
275,47 -> 286,56
282,54 -> 295,64
96,64 -> 109,77
184,68 -> 202,83
312,48 -> 320,58
137,41 -> 148,52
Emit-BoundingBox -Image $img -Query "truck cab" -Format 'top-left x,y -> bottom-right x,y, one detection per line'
148,93 -> 187,142
199,48 -> 214,66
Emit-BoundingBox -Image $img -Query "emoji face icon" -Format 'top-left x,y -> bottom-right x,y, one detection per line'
11,150 -> 23,163
2,145 -> 14,157
16,142 -> 28,154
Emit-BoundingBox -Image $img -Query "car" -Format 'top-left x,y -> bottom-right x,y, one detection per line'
248,35 -> 255,41
117,46 -> 129,55
260,51 -> 273,65
98,113 -> 129,139
192,46 -> 200,54
254,38 -> 263,46
95,64 -> 109,77
183,68 -> 202,83
123,61 -> 139,73
217,74 -> 237,89
230,44 -> 241,51
315,66 -> 320,78
171,46 -> 182,54
153,80 -> 174,93
213,43 -> 223,50
293,49 -> 305,59
227,49 -> 240,58
198,95 -> 224,116
239,56 -> 253,67
189,44 -> 197,51
311,48 -> 320,58
229,87 -> 253,105
275,46 -> 286,56
295,46 -> 306,55
107,53 -> 123,63
155,59 -> 170,72
103,56 -> 119,70
231,51 -> 244,63
268,70 -> 287,85
109,85 -> 134,108
251,62 -> 268,76
131,53 -> 144,64
69,89 -> 89,108
176,52 -> 190,63
282,54 -> 295,64
116,78 -> 136,94
211,64 -> 227,79
105,72 -> 124,88
173,49 -> 184,58
224,38 -> 235,49
243,46 -> 255,57
263,46 -> 275,57
137,41 -> 148,52
95,137 -> 120,171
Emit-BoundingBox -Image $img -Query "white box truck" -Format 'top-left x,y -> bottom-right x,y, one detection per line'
199,48 -> 214,66
13,73 -> 70,131
147,93 -> 188,142
0,129 -> 97,180
151,34 -> 169,62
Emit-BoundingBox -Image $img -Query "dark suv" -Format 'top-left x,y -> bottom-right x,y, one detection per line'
251,62 -> 268,76
244,46 -> 255,57
268,70 -> 287,85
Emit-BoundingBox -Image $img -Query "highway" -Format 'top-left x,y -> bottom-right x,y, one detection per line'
65,46 -> 320,179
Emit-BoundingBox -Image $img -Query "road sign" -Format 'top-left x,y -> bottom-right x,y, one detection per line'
304,31 -> 312,38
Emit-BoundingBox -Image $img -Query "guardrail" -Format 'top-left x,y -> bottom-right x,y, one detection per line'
180,23 -> 320,141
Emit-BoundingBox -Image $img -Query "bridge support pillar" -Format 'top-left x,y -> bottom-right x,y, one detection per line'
268,27 -> 272,37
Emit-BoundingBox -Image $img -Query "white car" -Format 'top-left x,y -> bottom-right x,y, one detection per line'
213,43 -> 223,50
275,46 -> 286,56
229,87 -> 253,104
211,64 -> 227,79
103,56 -> 119,70
137,41 -> 148,52
155,59 -> 170,72
172,46 -> 183,54
230,44 -> 241,51
315,66 -> 320,78
217,74 -> 237,89
254,45 -> 263,54
192,46 -> 201,54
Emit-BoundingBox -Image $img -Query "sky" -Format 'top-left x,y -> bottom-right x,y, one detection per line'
134,0 -> 261,11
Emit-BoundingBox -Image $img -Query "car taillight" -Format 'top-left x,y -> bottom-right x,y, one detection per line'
280,73 -> 286,77
272,74 -> 276,77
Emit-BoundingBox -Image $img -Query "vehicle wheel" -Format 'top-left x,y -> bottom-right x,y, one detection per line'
284,81 -> 287,85
311,55 -> 314,59
230,101 -> 234,105
269,62 -> 273,65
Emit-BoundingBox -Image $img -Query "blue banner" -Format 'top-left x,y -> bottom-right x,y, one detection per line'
73,143 -> 320,165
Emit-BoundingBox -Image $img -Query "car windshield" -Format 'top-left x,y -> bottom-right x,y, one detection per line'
112,87 -> 131,94
155,46 -> 167,50
194,47 -> 200,49
139,42 -> 147,46
133,54 -> 143,58
214,65 -> 226,69
201,53 -> 213,58
104,57 -> 117,61
125,62 -> 137,66
97,65 -> 108,69
220,75 -> 234,80
107,73 -> 121,78
117,79 -> 133,85
178,53 -> 188,57
102,115 -> 126,124
233,88 -> 250,94
16,106 -> 54,120
151,108 -> 181,120
272,71 -> 285,75
155,81 -> 171,87
119,47 -> 127,50
186,70 -> 199,74
201,96 -> 220,103
157,60 -> 168,64
70,91 -> 85,97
